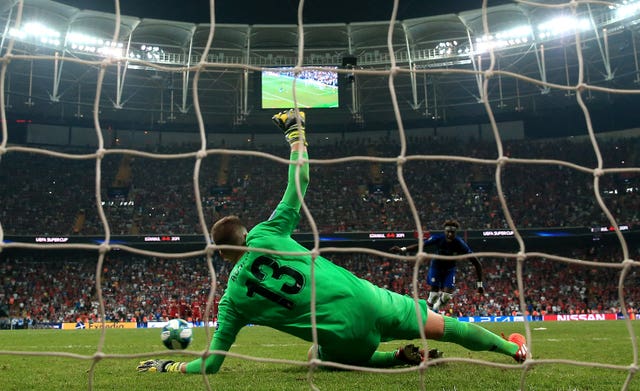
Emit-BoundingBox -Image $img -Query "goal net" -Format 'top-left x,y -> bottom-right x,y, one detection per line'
1,0 -> 639,390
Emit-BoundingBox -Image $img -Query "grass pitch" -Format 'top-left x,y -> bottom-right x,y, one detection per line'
1,320 -> 638,391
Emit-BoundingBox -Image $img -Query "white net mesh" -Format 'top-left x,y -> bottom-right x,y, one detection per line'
1,0 -> 639,390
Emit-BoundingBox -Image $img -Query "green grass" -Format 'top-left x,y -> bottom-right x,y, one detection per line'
1,321 -> 638,390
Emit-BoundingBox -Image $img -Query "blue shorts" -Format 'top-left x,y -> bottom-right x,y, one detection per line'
427,261 -> 456,289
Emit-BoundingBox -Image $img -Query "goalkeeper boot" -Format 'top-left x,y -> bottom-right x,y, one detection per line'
503,333 -> 529,363
427,348 -> 444,360
395,344 -> 424,365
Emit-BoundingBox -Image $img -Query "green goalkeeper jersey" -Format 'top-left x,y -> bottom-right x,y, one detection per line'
185,151 -> 427,374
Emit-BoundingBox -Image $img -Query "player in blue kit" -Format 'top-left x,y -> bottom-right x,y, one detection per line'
391,219 -> 483,312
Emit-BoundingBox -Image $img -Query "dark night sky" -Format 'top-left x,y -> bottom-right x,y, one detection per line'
53,0 -> 514,24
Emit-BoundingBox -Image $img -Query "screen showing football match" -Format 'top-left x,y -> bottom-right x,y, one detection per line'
261,67 -> 339,109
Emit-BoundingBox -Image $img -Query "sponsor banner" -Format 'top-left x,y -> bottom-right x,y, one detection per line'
458,316 -> 532,323
544,313 -> 616,321
148,321 -> 186,329
147,320 -> 215,329
5,223 -> 637,248
459,314 -> 619,323
61,321 -> 137,330
39,323 -> 63,329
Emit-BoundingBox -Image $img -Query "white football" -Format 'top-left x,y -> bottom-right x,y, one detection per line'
160,318 -> 193,350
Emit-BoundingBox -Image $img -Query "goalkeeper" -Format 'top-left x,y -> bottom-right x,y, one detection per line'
137,109 -> 528,375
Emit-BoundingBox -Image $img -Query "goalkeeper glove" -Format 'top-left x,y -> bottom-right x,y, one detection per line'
136,359 -> 184,373
272,109 -> 307,145
395,344 -> 424,365
476,281 -> 485,294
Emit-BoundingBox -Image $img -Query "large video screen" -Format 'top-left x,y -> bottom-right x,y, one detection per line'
261,67 -> 339,109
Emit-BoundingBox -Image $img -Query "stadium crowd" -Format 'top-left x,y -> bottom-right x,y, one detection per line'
0,136 -> 638,236
1,243 -> 638,328
0,135 -> 638,328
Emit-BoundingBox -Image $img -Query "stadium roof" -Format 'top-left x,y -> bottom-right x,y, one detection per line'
1,0 -> 640,134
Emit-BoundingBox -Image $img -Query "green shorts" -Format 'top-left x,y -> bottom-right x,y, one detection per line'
318,291 -> 429,364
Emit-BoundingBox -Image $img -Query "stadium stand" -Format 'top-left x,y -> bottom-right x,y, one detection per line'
1,243 -> 637,328
0,136 -> 638,236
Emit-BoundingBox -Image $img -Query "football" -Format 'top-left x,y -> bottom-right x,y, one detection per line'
161,318 -> 193,350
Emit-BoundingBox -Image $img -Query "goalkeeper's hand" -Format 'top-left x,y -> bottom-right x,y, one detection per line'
136,359 -> 184,373
476,281 -> 485,295
272,109 -> 307,145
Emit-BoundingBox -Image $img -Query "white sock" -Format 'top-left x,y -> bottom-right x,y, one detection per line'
427,291 -> 440,308
437,292 -> 453,311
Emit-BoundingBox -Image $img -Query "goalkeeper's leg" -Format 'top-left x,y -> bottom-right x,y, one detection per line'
426,311 -> 527,362
309,343 -> 433,368
306,334 -> 435,368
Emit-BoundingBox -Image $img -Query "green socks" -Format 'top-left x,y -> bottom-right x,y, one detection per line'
440,316 -> 517,356
336,315 -> 519,368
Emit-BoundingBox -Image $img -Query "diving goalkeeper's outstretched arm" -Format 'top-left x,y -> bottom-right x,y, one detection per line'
273,109 -> 309,213
136,109 -> 309,375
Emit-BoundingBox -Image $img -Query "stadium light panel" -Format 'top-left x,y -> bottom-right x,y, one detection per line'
9,21 -> 59,42
537,17 -> 590,38
474,24 -> 532,54
616,0 -> 640,19
473,15 -> 591,55
0,1 -> 637,66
